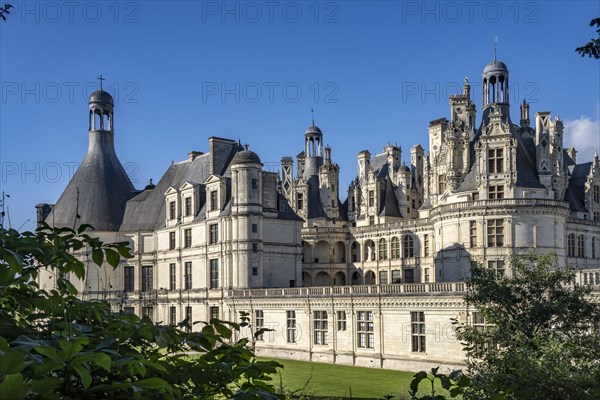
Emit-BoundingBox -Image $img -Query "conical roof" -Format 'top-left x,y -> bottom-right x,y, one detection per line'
45,130 -> 136,231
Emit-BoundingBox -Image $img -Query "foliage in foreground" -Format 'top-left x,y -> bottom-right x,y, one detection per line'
0,224 -> 281,399
410,252 -> 600,400
575,17 -> 600,59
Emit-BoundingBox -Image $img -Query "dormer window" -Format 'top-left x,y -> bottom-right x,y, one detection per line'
169,201 -> 176,220
368,190 -> 375,207
210,191 -> 218,211
297,193 -> 304,210
488,148 -> 504,173
594,185 -> 600,203
184,197 -> 192,216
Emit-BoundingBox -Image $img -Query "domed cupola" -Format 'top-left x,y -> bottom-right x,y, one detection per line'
88,75 -> 114,132
231,144 -> 263,166
481,41 -> 511,126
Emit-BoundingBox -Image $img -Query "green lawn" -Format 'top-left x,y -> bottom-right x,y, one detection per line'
262,357 -> 447,400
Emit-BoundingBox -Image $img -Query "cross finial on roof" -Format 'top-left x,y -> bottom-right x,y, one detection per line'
493,36 -> 498,61
310,108 -> 315,126
97,74 -> 106,90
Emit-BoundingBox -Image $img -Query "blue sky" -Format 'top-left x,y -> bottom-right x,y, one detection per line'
1,0 -> 599,231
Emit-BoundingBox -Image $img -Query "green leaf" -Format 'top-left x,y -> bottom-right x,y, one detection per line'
59,338 -> 88,361
30,377 -> 61,396
104,248 -> 120,268
33,345 -> 59,361
73,364 -> 92,390
2,248 -> 24,273
91,248 -> 104,266
0,351 -> 26,374
410,371 -> 427,394
134,377 -> 171,391
0,373 -> 28,400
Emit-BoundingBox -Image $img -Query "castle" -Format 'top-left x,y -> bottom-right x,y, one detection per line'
37,57 -> 600,371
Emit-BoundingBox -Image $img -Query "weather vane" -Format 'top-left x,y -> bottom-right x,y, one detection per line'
97,74 -> 106,90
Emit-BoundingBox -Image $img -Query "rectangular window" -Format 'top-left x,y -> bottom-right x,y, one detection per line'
251,178 -> 258,189
169,201 -> 176,220
368,190 -> 375,207
184,306 -> 192,332
357,311 -> 374,349
594,212 -> 600,222
251,223 -> 258,233
313,311 -> 328,345
379,270 -> 388,285
169,231 -> 176,250
488,148 -> 504,173
438,174 -> 446,193
487,219 -> 504,247
578,235 -> 586,258
210,190 -> 218,211
124,266 -> 134,292
424,268 -> 430,283
169,263 -> 176,290
594,185 -> 600,203
210,259 -> 219,289
392,269 -> 401,284
488,260 -> 505,277
141,265 -> 153,292
470,221 -> 477,248
184,228 -> 192,248
184,197 -> 192,216
142,307 -> 153,322
210,306 -> 219,321
337,310 -> 347,331
184,261 -> 192,290
286,310 -> 296,343
411,311 -> 426,353
255,310 -> 264,341
123,306 -> 135,315
369,216 -> 375,226
209,224 -> 218,244
252,267 -> 258,276
424,235 -> 429,256
169,306 -> 177,326
489,185 -> 504,199
297,193 -> 304,210
472,312 -> 493,357
568,234 -> 576,257
252,243 -> 258,253
405,268 -> 415,284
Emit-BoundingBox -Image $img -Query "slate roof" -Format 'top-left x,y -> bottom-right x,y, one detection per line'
379,175 -> 402,218
45,131 -> 136,231
564,162 -> 592,212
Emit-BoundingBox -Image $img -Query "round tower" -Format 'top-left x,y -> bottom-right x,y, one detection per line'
481,56 -> 511,125
303,123 -> 324,179
230,146 -> 264,288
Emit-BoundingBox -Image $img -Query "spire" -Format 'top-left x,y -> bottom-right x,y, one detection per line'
311,108 -> 315,126
97,74 -> 105,90
493,36 -> 498,61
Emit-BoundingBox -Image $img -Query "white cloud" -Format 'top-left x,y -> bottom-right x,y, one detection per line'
564,115 -> 600,163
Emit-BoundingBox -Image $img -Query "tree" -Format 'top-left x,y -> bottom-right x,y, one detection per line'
0,224 -> 282,399
454,252 -> 600,400
575,18 -> 600,59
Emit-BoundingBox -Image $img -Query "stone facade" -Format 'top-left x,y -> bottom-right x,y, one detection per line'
37,57 -> 600,371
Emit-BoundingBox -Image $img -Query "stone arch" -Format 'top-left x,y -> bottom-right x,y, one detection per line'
302,271 -> 312,287
351,271 -> 361,285
315,241 -> 329,263
302,241 -> 312,263
364,240 -> 375,261
333,271 -> 346,286
364,270 -> 376,285
333,241 -> 346,263
351,241 -> 361,262
314,271 -> 332,286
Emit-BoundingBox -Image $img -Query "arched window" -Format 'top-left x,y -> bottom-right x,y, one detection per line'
378,238 -> 387,260
391,237 -> 400,260
403,235 -> 414,259
567,234 -> 576,257
577,235 -> 585,258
